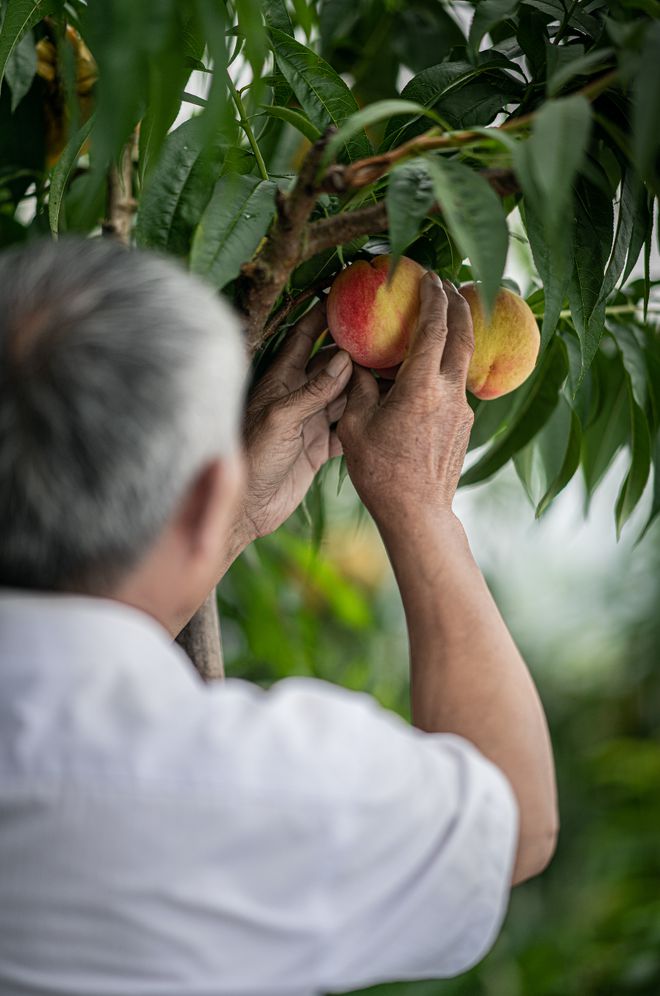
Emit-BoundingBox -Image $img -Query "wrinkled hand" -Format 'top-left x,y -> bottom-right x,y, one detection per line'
337,273 -> 474,524
236,302 -> 352,548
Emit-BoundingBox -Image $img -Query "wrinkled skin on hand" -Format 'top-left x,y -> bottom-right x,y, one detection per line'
337,275 -> 475,522
239,302 -> 352,544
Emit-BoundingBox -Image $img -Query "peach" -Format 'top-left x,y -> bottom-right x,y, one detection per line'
326,255 -> 426,369
460,283 -> 540,400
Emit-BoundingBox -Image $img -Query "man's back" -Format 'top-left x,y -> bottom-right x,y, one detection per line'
0,592 -> 517,996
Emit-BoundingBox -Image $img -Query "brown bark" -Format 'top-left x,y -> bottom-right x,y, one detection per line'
175,593 -> 224,681
101,141 -> 137,244
236,129 -> 336,351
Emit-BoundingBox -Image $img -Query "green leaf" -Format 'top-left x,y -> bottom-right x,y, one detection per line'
425,156 -> 508,316
514,96 -> 591,244
0,0 -> 55,94
615,382 -> 652,537
292,0 -> 314,38
460,338 -> 568,487
48,113 -> 96,236
469,0 -> 520,55
621,187 -> 653,288
567,179 -> 614,382
598,169 -> 639,307
522,200 -> 573,350
581,352 -> 628,500
270,28 -> 371,161
137,117 -> 242,257
190,174 -> 277,290
260,104 -> 322,143
536,398 -> 582,516
236,0 -> 267,78
262,0 -> 294,34
324,99 -> 446,164
608,320 -> 649,412
632,20 -> 660,194
547,47 -> 615,97
382,59 -> 523,149
386,158 -> 435,269
638,429 -> 660,540
5,26 -> 36,112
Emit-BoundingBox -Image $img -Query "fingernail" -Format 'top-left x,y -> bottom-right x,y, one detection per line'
327,350 -> 350,377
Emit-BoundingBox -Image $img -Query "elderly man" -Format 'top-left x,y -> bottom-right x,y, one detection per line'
0,238 -> 557,995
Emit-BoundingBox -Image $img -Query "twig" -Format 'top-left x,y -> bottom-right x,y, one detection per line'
228,72 -> 269,181
101,138 -> 136,244
262,275 -> 335,342
236,129 -> 337,351
319,70 -> 619,195
304,169 -> 519,261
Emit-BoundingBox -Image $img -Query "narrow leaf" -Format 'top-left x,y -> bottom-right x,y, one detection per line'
0,0 -> 55,93
632,20 -> 660,194
460,339 -> 568,487
324,100 -> 446,164
386,158 -> 435,269
48,114 -> 96,236
547,47 -> 615,97
638,430 -> 660,540
567,179 -> 614,381
522,200 -> 573,349
5,27 -> 36,112
615,383 -> 652,536
137,118 -> 238,257
469,0 -> 520,55
425,156 -> 508,316
581,353 -> 628,499
260,104 -> 321,143
262,0 -> 294,35
536,399 -> 582,516
270,28 -> 371,161
190,174 -> 277,290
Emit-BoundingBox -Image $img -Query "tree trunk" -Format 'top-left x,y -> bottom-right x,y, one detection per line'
175,594 -> 224,681
102,134 -> 224,682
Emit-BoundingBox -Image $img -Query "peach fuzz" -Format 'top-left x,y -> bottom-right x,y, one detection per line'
326,255 -> 426,369
460,283 -> 540,400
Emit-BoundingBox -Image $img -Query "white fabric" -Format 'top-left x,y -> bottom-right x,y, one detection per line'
0,591 -> 518,996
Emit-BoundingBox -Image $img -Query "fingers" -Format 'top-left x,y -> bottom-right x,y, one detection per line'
271,300 -> 328,374
337,365 -> 380,437
440,280 -> 474,383
283,350 -> 352,423
393,272 -> 448,397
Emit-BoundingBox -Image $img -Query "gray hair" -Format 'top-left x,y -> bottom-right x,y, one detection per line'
0,237 -> 246,592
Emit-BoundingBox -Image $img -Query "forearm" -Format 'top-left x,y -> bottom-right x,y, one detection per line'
377,509 -> 558,885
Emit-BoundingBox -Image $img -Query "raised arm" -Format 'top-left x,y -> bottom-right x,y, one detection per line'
337,273 -> 558,885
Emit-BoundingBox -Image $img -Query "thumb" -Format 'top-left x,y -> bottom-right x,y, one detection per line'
284,350 -> 352,422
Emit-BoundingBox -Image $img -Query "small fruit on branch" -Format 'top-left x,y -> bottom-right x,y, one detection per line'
326,259 -> 540,400
459,284 -> 540,400
326,255 -> 425,370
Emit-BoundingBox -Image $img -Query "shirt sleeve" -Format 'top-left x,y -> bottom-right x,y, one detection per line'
261,677 -> 519,992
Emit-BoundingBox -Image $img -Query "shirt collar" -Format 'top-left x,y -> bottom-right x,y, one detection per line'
0,589 -> 197,684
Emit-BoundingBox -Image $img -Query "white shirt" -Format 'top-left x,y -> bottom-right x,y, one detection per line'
0,592 -> 518,996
